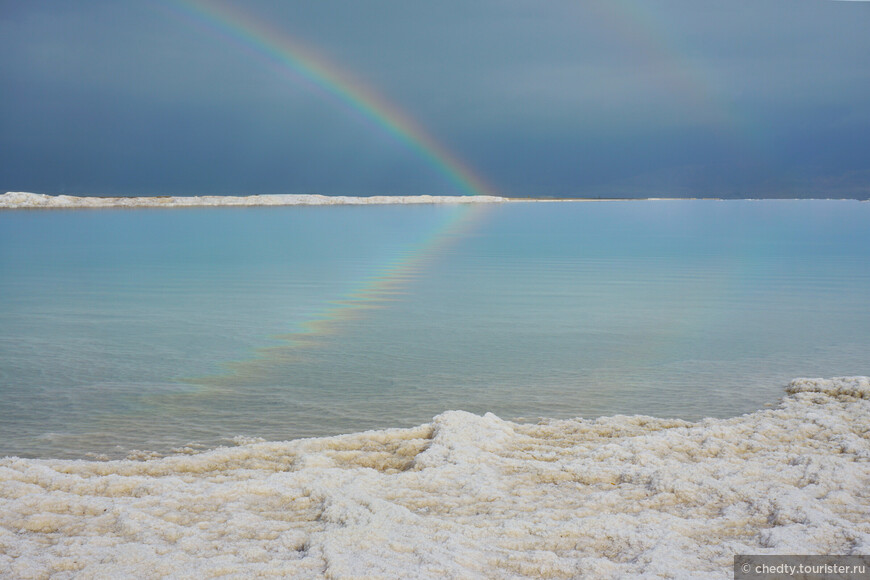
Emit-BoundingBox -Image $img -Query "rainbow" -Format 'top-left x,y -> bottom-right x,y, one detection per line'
158,0 -> 496,198
153,0 -> 503,385
185,203 -> 489,386
588,0 -> 745,141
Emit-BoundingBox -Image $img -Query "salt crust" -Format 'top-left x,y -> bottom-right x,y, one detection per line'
1,377 -> 868,578
0,192 -> 507,209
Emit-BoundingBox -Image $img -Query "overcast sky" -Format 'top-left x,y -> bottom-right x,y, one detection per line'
1,0 -> 869,198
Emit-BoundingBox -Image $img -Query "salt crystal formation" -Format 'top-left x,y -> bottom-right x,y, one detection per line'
0,192 -> 508,209
1,377 -> 868,578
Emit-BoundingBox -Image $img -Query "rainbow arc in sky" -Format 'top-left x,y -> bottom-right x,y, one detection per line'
590,0 -> 746,141
162,0 -> 496,198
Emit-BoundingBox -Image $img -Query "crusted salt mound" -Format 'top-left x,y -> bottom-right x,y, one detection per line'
1,377 -> 868,578
0,192 -> 507,208
787,375 -> 870,399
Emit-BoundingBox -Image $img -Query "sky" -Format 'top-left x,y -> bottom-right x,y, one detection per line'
1,0 -> 869,198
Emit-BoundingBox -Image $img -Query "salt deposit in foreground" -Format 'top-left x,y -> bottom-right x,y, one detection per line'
1,377 -> 868,578
0,192 -> 508,209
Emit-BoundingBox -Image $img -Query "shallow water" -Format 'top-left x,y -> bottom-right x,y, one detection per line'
1,199 -> 869,458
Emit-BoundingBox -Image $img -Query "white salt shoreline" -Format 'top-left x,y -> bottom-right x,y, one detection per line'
2,192 -> 866,209
0,191 -> 514,209
1,377 -> 868,578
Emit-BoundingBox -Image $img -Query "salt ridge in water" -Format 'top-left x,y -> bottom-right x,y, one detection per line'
0,192 -> 508,209
1,377 -> 868,578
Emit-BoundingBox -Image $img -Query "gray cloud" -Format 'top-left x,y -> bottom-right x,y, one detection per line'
1,0 -> 868,197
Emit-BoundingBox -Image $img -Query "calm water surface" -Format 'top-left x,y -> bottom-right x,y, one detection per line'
1,200 -> 868,458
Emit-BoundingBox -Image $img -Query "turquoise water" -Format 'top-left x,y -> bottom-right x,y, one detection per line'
1,200 -> 868,458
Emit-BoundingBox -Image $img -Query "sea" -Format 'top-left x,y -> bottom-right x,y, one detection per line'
0,195 -> 868,578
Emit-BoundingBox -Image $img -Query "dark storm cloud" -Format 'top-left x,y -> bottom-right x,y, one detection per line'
1,0 -> 868,197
